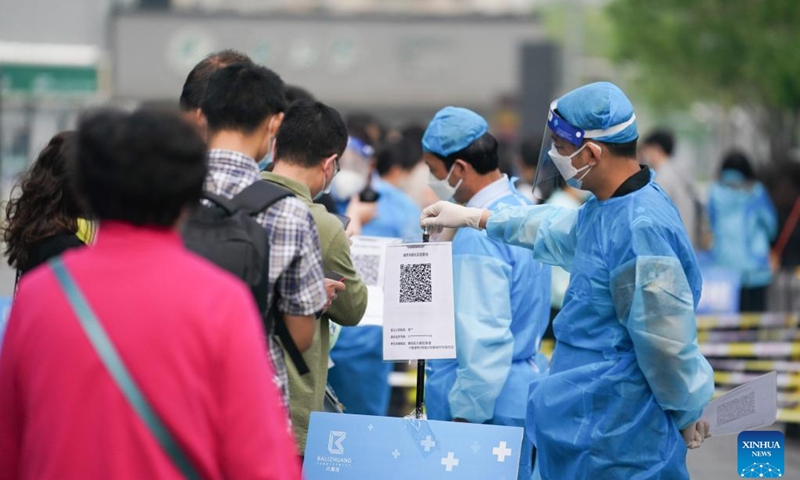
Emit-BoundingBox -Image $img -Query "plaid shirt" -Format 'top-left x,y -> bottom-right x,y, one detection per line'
205,149 -> 327,408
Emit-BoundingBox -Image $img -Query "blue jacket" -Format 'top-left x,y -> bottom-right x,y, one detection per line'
709,180 -> 777,287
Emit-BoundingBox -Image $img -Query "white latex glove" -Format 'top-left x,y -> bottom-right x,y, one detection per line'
420,201 -> 487,232
680,420 -> 711,449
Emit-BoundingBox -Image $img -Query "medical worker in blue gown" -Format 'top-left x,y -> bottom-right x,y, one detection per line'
420,83 -> 714,480
422,107 -> 551,480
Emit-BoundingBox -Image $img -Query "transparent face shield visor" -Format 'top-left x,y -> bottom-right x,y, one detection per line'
532,104 -> 637,201
531,108 -> 586,201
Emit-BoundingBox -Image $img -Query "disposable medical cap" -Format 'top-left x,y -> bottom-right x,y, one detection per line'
553,82 -> 638,144
422,106 -> 489,157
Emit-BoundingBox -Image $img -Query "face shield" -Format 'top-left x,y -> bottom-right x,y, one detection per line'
330,137 -> 374,201
533,101 -> 637,200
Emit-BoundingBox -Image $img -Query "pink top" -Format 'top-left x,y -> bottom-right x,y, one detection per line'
0,222 -> 302,480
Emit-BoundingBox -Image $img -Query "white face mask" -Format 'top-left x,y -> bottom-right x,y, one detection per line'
330,170 -> 367,201
314,162 -> 335,201
548,143 -> 596,190
428,163 -> 463,201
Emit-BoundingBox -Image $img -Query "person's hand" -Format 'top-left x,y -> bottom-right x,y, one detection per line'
681,420 -> 711,449
323,279 -> 346,312
346,195 -> 378,226
420,201 -> 489,232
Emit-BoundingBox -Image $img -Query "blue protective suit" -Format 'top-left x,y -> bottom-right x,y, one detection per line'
485,172 -> 714,480
426,176 -> 551,480
708,179 -> 777,288
328,177 -> 421,416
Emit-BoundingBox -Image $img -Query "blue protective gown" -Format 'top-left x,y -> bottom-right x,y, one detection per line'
486,172 -> 714,480
426,176 -> 551,480
708,180 -> 777,288
328,177 -> 421,416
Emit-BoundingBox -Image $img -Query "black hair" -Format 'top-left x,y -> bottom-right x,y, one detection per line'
520,136 -> 542,168
720,150 -> 756,181
376,140 -> 420,177
346,112 -> 384,147
642,129 -> 675,156
284,85 -> 316,106
74,109 -> 207,227
436,133 -> 499,175
599,139 -> 638,159
274,100 -> 348,168
400,124 -> 425,166
179,50 -> 252,111
4,131 -> 83,270
201,62 -> 286,134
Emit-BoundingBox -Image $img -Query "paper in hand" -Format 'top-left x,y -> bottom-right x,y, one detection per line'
700,371 -> 778,436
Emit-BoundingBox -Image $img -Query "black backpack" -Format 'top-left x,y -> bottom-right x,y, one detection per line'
182,181 -> 309,374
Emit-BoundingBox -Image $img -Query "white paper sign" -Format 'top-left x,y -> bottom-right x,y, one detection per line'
700,371 -> 778,436
382,242 -> 456,361
350,236 -> 402,327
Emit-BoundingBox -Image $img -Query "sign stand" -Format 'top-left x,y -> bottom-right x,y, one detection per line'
415,227 -> 430,419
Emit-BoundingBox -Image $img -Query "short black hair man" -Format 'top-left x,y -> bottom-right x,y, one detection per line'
263,100 -> 368,453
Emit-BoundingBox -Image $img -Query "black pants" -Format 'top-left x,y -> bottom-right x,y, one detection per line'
739,286 -> 768,313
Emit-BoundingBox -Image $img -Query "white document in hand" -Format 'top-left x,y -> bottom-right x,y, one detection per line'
349,236 -> 402,327
700,371 -> 778,436
382,242 -> 456,361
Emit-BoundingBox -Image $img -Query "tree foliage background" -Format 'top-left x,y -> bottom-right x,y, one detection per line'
606,0 -> 800,164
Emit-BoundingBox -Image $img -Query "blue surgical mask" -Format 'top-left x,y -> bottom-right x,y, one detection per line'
258,151 -> 273,172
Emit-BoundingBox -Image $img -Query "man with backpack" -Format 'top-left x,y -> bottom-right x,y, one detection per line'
195,62 -> 329,406
263,100 -> 368,454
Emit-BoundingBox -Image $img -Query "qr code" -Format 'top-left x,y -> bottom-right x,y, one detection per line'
399,263 -> 432,303
353,254 -> 381,286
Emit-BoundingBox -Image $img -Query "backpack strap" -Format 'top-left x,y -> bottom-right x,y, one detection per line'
200,191 -> 236,214
50,258 -> 202,480
230,181 -> 310,375
230,181 -> 293,216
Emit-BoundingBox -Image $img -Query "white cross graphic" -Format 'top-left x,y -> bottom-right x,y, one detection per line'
470,441 -> 481,453
420,435 -> 436,452
492,441 -> 512,462
441,452 -> 460,472
391,449 -> 401,459
367,424 -> 374,431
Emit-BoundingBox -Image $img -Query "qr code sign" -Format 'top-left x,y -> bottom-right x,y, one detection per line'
399,263 -> 432,303
353,254 -> 381,286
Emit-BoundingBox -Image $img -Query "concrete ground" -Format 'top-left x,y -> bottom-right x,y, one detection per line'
1,261 -> 798,478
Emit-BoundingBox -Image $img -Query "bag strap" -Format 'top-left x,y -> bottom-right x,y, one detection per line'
231,180 -> 293,216
773,196 -> 800,261
50,258 -> 202,480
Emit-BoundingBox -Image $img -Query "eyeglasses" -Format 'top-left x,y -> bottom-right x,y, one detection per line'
333,157 -> 340,177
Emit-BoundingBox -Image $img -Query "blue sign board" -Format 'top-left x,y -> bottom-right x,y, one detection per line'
697,267 -> 741,314
304,413 -> 523,480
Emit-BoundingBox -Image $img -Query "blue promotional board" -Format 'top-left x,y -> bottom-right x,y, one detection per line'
304,412 -> 523,480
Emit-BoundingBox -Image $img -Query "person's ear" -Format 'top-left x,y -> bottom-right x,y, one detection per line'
585,142 -> 603,164
454,158 -> 470,177
268,112 -> 285,139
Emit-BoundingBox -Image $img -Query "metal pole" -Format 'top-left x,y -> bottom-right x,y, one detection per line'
415,227 -> 430,419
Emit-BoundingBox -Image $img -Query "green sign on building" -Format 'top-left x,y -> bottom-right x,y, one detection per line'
1,64 -> 97,96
